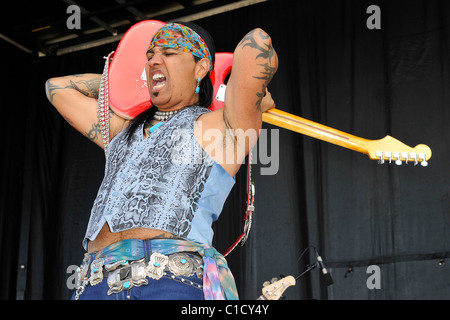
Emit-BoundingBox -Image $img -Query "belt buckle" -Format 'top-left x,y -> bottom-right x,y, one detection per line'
89,258 -> 105,286
76,254 -> 91,289
107,259 -> 148,295
168,253 -> 203,278
147,253 -> 169,280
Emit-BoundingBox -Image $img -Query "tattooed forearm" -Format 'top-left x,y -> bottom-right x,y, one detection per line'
85,123 -> 101,142
254,63 -> 277,111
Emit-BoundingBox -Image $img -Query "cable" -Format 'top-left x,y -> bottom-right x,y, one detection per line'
293,245 -> 317,280
295,245 -> 316,266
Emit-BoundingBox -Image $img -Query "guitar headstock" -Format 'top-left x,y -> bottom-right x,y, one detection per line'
260,276 -> 296,300
366,135 -> 432,167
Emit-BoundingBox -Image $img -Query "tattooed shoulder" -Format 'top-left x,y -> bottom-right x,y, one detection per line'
238,28 -> 275,63
237,28 -> 277,111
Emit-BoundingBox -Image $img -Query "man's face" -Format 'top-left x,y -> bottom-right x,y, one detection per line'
145,45 -> 198,110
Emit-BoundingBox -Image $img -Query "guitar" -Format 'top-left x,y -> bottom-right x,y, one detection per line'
257,276 -> 296,300
264,109 -> 432,166
103,20 -> 432,166
107,19 -> 165,119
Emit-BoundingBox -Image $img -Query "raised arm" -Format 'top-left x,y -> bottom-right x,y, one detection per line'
224,28 -> 278,134
45,74 -> 129,149
194,28 -> 278,177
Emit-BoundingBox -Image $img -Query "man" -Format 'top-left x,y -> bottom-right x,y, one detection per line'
45,21 -> 278,300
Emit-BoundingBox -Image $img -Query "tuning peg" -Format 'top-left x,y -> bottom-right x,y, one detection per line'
410,153 -> 418,166
263,277 -> 279,288
393,152 -> 402,165
402,152 -> 409,164
419,153 -> 428,167
385,151 -> 392,164
376,151 -> 384,164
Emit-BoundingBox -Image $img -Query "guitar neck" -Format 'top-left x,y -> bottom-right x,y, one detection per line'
263,109 -> 369,153
262,109 -> 432,165
257,275 -> 296,300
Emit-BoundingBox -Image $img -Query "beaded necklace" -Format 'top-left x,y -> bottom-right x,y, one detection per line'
153,110 -> 179,122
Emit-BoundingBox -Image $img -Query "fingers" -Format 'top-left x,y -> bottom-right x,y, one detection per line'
261,89 -> 275,112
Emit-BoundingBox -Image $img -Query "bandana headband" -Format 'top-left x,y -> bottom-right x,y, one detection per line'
148,23 -> 213,71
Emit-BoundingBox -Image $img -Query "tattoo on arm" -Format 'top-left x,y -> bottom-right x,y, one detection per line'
85,123 -> 101,142
253,63 -> 277,112
237,29 -> 277,111
69,78 -> 100,99
45,80 -> 71,103
238,29 -> 275,63
45,75 -> 100,103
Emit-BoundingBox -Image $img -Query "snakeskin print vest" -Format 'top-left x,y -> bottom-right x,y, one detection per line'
83,106 -> 235,250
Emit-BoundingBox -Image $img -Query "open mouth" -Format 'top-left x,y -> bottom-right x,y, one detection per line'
151,73 -> 166,93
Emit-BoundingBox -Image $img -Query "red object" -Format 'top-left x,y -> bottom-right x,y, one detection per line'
107,19 -> 234,119
210,52 -> 233,111
108,20 -> 165,119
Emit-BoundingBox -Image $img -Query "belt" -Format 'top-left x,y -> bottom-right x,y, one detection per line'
74,242 -> 203,299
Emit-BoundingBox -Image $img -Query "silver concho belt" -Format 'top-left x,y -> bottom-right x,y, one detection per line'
75,252 -> 203,296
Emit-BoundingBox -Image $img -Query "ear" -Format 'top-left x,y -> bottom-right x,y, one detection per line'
195,58 -> 210,80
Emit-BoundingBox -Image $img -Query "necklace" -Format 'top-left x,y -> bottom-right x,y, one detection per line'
153,110 -> 179,122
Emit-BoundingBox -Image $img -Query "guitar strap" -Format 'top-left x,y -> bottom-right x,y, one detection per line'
223,151 -> 255,257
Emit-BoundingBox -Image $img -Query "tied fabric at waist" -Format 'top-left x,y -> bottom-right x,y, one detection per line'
88,238 -> 238,300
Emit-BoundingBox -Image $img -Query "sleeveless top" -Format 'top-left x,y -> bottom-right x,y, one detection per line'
83,106 -> 235,251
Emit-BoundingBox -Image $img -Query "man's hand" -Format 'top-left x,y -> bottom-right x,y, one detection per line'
260,89 -> 275,113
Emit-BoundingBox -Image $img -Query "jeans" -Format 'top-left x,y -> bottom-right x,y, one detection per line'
72,271 -> 204,300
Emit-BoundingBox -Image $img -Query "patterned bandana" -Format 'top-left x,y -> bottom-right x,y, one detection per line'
148,23 -> 213,71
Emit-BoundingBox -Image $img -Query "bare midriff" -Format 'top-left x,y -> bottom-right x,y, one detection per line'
87,223 -> 181,253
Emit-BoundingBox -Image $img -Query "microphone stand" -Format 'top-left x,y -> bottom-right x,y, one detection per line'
295,262 -> 319,281
294,245 -> 334,285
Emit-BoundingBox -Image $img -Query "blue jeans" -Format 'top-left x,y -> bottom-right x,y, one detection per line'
72,271 -> 204,300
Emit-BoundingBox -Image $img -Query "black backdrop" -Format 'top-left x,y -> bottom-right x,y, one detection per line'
1,0 -> 449,300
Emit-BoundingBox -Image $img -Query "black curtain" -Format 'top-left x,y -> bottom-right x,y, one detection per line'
1,0 -> 449,300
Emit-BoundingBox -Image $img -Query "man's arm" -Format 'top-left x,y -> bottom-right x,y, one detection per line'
223,28 -> 278,149
193,28 -> 278,177
45,74 -> 128,148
